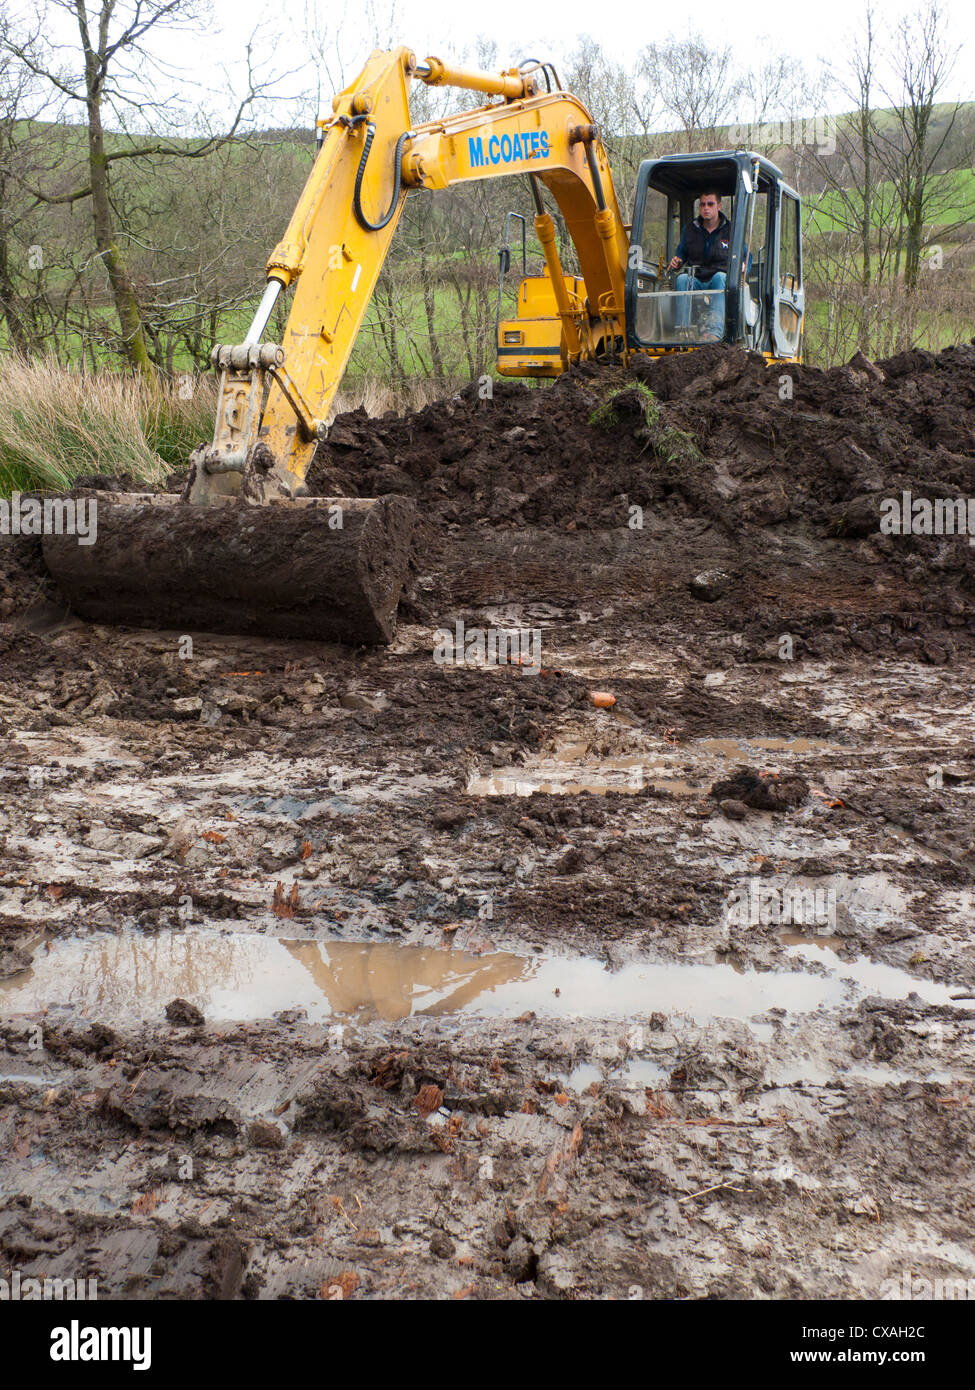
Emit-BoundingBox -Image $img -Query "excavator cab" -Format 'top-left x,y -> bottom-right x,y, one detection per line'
624,151 -> 804,359
495,148 -> 803,376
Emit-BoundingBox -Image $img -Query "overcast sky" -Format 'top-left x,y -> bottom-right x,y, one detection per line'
25,0 -> 975,130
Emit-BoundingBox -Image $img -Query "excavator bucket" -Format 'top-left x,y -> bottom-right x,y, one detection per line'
42,492 -> 416,645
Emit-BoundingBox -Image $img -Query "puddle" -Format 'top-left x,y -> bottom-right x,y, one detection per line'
620,1057 -> 670,1088
701,736 -> 841,758
781,931 -> 848,953
467,733 -> 844,798
468,749 -> 698,797
0,930 -> 963,1026
557,1058 -> 670,1093
778,932 -> 945,1001
563,1062 -> 602,1092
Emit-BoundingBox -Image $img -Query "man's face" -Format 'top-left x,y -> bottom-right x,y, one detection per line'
699,195 -> 720,221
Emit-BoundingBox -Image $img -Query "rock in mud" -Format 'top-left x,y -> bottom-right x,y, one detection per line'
172,696 -> 203,718
88,825 -> 163,858
339,691 -> 387,712
689,569 -> 731,602
165,998 -> 205,1027
209,686 -> 259,714
710,767 -> 809,811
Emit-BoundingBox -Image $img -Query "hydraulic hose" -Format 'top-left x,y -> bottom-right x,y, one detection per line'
352,122 -> 412,232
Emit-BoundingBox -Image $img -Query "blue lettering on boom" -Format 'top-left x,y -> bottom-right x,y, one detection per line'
468,129 -> 550,168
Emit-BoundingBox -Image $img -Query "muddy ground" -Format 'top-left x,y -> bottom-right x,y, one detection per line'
2,343 -> 975,1300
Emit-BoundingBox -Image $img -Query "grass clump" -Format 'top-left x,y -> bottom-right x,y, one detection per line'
655,424 -> 702,465
0,358 -> 216,496
587,377 -> 702,465
588,380 -> 660,430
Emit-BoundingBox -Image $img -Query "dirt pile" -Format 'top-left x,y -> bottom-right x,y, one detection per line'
5,340 -> 974,667
308,341 -> 975,561
303,340 -> 975,666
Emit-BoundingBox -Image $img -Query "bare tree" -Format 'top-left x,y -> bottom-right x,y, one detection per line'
563,35 -> 664,209
802,2 -> 893,351
853,5 -> 878,287
638,38 -> 739,152
1,0 -> 265,374
0,27 -> 32,353
874,1 -> 966,290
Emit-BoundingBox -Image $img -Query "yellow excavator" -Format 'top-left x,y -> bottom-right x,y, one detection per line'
43,46 -> 804,644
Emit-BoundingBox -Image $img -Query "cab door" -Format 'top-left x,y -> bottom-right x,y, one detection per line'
772,184 -> 804,358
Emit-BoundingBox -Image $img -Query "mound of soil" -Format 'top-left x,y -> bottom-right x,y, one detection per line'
308,342 -> 975,555
6,340 -> 975,670
304,340 -> 975,664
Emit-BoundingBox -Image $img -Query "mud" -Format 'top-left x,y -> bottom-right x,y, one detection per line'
2,343 -> 975,1300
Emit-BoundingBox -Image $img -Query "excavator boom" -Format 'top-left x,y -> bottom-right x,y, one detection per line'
45,47 -> 632,647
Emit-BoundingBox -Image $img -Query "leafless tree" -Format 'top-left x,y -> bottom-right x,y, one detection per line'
638,38 -> 739,152
1,0 -> 267,374
0,28 -> 33,353
874,1 -> 967,289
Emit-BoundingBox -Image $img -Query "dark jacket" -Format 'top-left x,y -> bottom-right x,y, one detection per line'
675,213 -> 731,280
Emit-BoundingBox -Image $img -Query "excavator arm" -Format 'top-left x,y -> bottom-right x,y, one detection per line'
187,47 -> 630,505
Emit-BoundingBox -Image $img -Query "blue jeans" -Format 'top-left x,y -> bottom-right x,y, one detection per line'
675,270 -> 727,337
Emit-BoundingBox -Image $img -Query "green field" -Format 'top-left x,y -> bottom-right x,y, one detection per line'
806,166 -> 975,237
